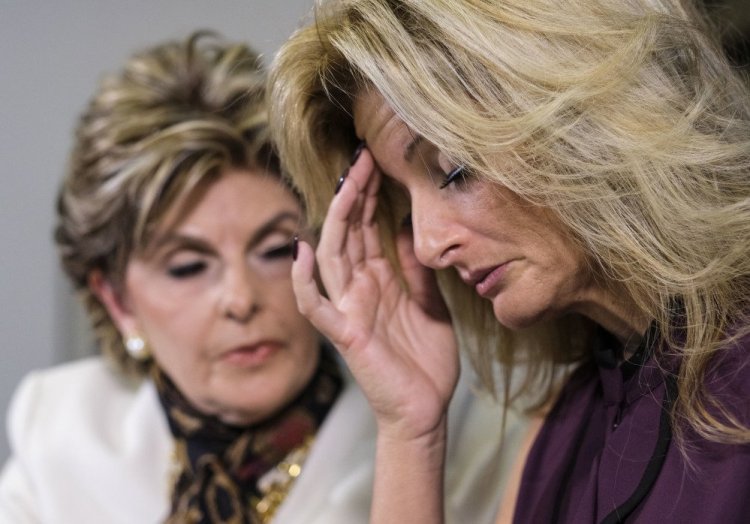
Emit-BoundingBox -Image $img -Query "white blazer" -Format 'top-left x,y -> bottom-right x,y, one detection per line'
0,357 -> 526,524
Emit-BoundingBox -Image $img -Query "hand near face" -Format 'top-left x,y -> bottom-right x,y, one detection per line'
292,149 -> 459,442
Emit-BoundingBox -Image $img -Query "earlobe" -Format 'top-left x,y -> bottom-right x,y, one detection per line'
88,269 -> 137,335
89,271 -> 151,361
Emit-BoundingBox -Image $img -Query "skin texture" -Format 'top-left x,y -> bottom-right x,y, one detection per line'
290,89 -> 649,523
94,168 -> 320,425
353,90 -> 647,342
291,147 -> 456,524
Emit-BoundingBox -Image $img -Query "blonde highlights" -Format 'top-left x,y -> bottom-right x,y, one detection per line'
270,0 -> 750,442
57,32 -> 276,377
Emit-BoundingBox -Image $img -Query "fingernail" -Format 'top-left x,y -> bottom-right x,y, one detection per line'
350,140 -> 366,165
335,167 -> 349,194
292,235 -> 299,261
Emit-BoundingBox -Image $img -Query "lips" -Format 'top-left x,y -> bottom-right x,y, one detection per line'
219,341 -> 281,367
461,262 -> 511,298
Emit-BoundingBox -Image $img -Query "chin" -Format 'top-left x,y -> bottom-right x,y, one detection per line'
212,399 -> 278,426
491,296 -> 547,331
198,385 -> 288,426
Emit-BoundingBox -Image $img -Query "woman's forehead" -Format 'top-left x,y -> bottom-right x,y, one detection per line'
353,90 -> 419,158
352,89 -> 390,142
142,168 -> 298,244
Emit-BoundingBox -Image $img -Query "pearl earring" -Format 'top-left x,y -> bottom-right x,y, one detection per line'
125,335 -> 150,360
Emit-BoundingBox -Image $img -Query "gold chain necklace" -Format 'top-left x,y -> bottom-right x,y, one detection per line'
251,435 -> 315,523
167,435 -> 315,524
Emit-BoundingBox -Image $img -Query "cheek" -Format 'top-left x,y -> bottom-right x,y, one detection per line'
280,294 -> 318,340
261,277 -> 318,336
506,199 -> 582,272
266,276 -> 301,312
515,239 -> 591,322
126,265 -> 215,335
535,220 -> 588,283
126,266 -> 206,320
132,293 -> 213,369
490,221 -> 590,325
520,228 -> 588,304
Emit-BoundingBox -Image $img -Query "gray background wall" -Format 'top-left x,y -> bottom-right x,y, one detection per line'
0,0 -> 314,463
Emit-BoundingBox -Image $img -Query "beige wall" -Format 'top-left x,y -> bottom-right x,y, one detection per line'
0,0 -> 314,463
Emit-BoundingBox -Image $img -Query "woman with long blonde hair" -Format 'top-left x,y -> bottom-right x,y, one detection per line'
269,0 -> 750,522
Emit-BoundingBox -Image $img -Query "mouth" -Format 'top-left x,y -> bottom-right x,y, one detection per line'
462,263 -> 511,298
219,341 -> 282,367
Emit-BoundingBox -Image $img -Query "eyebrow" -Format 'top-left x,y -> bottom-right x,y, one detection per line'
149,210 -> 301,255
404,134 -> 424,163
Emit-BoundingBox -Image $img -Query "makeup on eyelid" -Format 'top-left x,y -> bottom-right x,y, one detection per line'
118,168 -> 320,425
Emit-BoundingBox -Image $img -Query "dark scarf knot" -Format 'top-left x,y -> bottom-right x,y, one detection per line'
154,348 -> 342,524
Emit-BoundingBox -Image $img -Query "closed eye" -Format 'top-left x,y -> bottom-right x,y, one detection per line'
167,261 -> 207,278
260,240 -> 295,260
439,165 -> 467,189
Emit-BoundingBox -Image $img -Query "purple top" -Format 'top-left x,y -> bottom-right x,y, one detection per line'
514,327 -> 750,523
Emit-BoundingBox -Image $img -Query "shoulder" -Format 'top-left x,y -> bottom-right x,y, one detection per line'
3,358 -> 172,522
8,358 -> 126,422
11,356 -> 130,395
8,358 -> 135,436
633,332 -> 750,521
6,357 -> 164,461
11,356 -> 129,396
702,328 -> 750,427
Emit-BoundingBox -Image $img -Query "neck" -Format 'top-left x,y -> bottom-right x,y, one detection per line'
575,293 -> 651,350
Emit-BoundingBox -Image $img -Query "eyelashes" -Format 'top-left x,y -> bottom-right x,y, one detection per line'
166,241 -> 294,280
167,261 -> 206,279
439,165 -> 467,189
260,241 -> 295,260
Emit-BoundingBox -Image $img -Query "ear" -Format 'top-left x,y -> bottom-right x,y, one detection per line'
88,269 -> 139,337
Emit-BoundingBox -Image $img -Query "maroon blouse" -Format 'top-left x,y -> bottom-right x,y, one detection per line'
514,327 -> 750,523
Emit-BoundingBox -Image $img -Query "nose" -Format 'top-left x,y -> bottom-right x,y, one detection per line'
410,196 -> 462,270
221,261 -> 260,322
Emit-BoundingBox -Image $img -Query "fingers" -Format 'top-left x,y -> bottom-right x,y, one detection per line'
316,170 -> 358,301
291,239 -> 348,344
339,149 -> 383,262
361,164 -> 384,260
317,149 -> 378,301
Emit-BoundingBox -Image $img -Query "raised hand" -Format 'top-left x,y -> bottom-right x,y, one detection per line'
292,147 -> 460,442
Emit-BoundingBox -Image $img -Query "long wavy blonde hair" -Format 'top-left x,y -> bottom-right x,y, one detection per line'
269,0 -> 750,443
57,32 -> 277,377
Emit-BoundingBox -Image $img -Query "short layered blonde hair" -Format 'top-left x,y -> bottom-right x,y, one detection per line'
56,32 -> 277,377
269,0 -> 750,442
